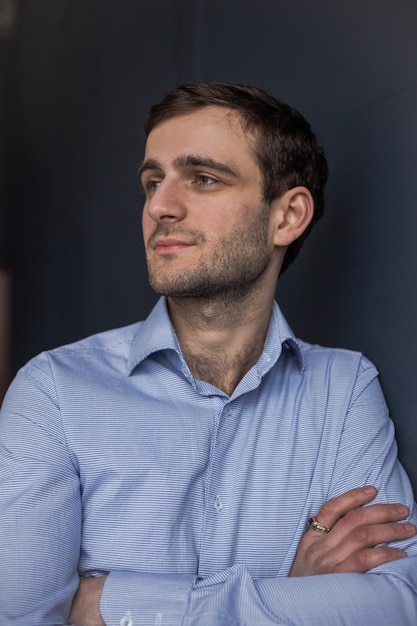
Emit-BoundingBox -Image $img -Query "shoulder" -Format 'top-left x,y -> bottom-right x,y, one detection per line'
20,322 -> 143,383
294,339 -> 380,403
299,339 -> 377,374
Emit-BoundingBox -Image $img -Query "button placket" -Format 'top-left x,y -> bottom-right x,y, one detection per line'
198,401 -> 231,574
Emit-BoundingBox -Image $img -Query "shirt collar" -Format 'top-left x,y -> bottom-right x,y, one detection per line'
128,297 -> 304,375
263,300 -> 305,373
128,298 -> 178,374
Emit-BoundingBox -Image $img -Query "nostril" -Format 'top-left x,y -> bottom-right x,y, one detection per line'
160,214 -> 178,221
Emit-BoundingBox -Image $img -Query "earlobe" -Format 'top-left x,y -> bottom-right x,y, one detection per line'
272,186 -> 314,247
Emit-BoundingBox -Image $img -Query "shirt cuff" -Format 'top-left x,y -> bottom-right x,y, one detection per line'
100,570 -> 195,625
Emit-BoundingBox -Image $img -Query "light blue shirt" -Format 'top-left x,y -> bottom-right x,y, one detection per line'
1,298 -> 416,625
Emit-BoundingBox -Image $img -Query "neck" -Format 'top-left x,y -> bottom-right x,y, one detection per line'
167,286 -> 276,396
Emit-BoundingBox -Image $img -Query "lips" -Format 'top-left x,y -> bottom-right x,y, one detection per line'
152,238 -> 193,254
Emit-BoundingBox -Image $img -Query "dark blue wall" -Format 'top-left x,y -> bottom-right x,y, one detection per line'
3,0 -> 417,489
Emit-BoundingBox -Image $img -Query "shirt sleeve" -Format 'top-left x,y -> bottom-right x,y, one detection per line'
98,556 -> 417,625
0,364 -> 82,625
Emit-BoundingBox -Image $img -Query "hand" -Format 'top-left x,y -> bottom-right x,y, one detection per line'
68,575 -> 107,626
290,486 -> 416,577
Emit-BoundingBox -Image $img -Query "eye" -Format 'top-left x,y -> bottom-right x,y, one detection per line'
196,174 -> 217,186
143,179 -> 161,194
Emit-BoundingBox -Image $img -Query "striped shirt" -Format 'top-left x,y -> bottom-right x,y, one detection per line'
1,297 -> 416,625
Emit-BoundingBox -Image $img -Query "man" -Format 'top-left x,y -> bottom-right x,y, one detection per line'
1,81 -> 416,625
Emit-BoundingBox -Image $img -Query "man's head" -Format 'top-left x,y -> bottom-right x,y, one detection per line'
145,81 -> 328,274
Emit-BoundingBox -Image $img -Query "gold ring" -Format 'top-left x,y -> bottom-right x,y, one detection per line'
308,515 -> 331,533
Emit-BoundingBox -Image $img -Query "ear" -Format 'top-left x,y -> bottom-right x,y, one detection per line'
271,186 -> 314,247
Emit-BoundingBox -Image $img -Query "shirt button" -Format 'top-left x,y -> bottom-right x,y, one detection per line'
214,495 -> 223,512
120,611 -> 133,626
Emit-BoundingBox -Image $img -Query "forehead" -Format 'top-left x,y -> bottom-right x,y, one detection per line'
144,105 -> 257,166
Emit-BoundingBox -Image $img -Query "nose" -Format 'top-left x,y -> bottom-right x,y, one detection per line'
146,178 -> 187,224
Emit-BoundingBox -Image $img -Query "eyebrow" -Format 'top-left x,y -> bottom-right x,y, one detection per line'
138,158 -> 162,181
138,154 -> 240,181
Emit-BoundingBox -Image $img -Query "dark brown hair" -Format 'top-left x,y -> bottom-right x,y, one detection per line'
146,81 -> 328,273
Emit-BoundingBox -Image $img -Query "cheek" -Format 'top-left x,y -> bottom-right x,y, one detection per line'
204,202 -> 239,231
141,208 -> 152,237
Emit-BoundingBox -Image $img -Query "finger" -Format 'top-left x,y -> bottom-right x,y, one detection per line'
310,486 -> 378,532
326,520 -> 416,563
352,520 -> 416,548
310,504 -> 414,554
306,519 -> 416,572
333,546 -> 407,574
335,502 -> 411,534
299,520 -> 414,573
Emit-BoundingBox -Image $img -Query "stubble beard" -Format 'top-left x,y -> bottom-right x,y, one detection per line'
146,202 -> 272,305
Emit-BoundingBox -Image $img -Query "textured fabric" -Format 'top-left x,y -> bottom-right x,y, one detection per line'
1,297 -> 416,625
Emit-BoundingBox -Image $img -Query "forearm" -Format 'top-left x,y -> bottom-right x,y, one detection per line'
98,557 -> 417,626
100,571 -> 195,625
257,562 -> 417,625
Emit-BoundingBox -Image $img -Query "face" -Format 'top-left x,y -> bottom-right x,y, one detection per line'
140,106 -> 279,301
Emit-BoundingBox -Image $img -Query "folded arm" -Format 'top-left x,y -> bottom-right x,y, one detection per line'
2,356 -> 417,625
71,365 -> 417,625
70,486 -> 417,625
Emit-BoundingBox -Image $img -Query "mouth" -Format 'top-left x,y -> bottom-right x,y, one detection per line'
151,237 -> 194,255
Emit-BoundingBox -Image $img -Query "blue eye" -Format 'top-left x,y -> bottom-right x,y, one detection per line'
197,175 -> 216,186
